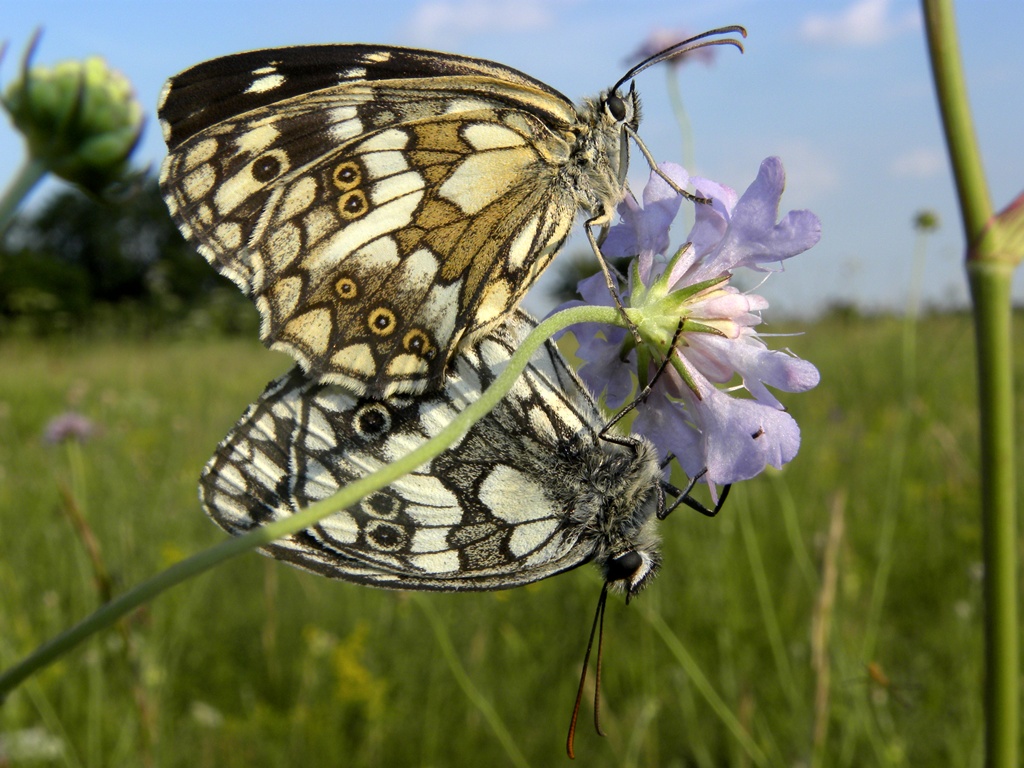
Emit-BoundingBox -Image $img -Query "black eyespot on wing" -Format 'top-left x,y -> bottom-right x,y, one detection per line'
353,403 -> 391,439
252,154 -> 283,182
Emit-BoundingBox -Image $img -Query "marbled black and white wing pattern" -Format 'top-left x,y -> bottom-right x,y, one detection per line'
158,44 -> 637,398
200,312 -> 665,593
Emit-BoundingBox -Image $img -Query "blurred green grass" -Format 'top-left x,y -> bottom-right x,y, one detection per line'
0,311 -> 1011,767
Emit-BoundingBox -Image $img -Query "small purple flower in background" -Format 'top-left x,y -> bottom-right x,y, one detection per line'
42,412 -> 98,445
626,28 -> 721,69
563,158 -> 821,491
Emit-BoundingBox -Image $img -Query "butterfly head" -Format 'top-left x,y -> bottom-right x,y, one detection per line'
575,26 -> 745,221
603,546 -> 661,601
601,81 -> 641,177
571,82 -> 640,217
598,82 -> 641,132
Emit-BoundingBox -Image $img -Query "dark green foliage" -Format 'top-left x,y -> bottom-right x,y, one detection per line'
0,177 -> 256,336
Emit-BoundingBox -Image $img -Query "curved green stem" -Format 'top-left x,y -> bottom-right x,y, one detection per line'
0,305 -> 626,699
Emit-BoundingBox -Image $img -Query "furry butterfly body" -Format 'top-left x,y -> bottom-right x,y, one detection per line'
159,30 -> 745,397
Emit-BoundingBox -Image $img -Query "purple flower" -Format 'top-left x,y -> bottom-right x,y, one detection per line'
565,158 -> 821,489
42,412 -> 98,444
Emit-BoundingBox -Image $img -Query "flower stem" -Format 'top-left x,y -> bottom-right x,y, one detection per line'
923,0 -> 992,240
665,67 -> 694,179
0,305 -> 620,699
968,259 -> 1018,768
0,156 -> 48,235
923,2 -> 1018,766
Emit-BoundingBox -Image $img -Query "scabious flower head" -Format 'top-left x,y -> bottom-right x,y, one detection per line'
564,158 -> 821,490
2,50 -> 143,191
42,411 -> 98,445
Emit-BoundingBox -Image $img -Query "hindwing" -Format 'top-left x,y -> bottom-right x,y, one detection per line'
200,312 -> 664,591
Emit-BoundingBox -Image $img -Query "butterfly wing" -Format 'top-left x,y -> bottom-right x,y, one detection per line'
160,46 -> 583,397
159,44 -> 573,144
200,312 -> 612,590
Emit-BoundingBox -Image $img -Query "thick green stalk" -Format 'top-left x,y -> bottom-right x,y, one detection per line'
969,260 -> 1018,768
923,0 -> 992,238
923,2 -> 1018,766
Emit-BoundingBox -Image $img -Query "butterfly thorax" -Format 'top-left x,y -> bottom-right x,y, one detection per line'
566,434 -> 663,595
564,89 -> 640,223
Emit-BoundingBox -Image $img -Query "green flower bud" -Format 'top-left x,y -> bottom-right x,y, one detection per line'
913,210 -> 940,232
3,54 -> 143,191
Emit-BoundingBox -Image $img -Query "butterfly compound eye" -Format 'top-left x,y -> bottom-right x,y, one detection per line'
605,550 -> 643,584
605,93 -> 627,122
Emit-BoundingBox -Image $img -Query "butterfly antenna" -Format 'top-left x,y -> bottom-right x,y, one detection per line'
567,584 -> 610,759
593,586 -> 608,737
614,26 -> 745,206
612,25 -> 747,93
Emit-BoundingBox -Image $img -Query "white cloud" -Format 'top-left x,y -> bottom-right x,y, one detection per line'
405,0 -> 554,47
889,147 -> 946,179
799,0 -> 921,47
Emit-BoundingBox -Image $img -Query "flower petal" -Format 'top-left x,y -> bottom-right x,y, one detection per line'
691,158 -> 821,282
692,333 -> 821,406
633,391 -> 704,476
698,389 -> 802,484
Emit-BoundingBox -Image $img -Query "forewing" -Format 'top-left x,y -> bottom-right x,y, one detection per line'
199,312 -> 609,590
159,44 -> 573,146
160,46 -> 580,397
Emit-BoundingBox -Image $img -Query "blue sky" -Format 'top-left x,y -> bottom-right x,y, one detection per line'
2,0 -> 1022,316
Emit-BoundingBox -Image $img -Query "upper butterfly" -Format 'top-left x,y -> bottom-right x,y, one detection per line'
159,27 -> 745,397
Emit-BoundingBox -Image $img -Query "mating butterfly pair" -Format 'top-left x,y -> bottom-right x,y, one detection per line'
160,30 -> 742,598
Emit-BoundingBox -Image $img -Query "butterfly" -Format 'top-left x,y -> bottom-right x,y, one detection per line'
199,311 -> 727,594
159,27 -> 745,398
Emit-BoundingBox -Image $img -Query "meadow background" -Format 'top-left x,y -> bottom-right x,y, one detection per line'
1,0 -> 1021,765
0,306 -> 1007,766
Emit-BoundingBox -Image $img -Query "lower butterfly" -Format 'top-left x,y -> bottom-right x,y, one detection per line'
160,28 -> 745,398
200,311 -> 713,594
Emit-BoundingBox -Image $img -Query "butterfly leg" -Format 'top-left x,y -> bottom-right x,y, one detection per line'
598,318 -> 686,446
660,467 -> 731,519
626,127 -> 711,205
584,217 -> 643,347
